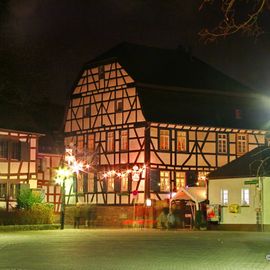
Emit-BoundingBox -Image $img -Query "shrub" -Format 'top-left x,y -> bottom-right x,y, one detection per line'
16,188 -> 44,209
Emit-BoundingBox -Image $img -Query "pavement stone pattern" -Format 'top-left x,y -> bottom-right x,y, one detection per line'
0,229 -> 270,270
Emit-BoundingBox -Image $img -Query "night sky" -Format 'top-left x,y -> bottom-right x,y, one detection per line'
1,0 -> 270,105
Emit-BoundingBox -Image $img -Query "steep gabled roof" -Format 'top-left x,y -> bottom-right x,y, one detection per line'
91,42 -> 251,93
87,42 -> 270,130
208,146 -> 270,179
0,102 -> 41,134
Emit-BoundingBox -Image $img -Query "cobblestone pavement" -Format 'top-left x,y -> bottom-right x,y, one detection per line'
0,229 -> 270,270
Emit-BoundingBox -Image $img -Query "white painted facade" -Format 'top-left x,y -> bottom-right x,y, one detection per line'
209,177 -> 270,226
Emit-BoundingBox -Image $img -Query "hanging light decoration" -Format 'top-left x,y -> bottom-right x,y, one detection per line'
102,164 -> 146,181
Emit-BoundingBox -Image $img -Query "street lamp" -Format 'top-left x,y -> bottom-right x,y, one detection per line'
55,167 -> 72,230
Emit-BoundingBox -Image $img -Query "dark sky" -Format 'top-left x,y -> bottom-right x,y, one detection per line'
1,0 -> 270,105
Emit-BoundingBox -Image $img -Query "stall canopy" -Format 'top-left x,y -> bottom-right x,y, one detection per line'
170,187 -> 207,210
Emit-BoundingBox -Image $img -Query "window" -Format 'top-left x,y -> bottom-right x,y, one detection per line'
121,174 -> 129,192
87,173 -> 95,193
197,171 -> 208,187
218,133 -> 227,154
9,184 -> 20,200
221,189 -> 229,206
0,184 -> 6,198
84,106 -> 91,117
160,171 -> 170,192
107,132 -> 115,152
237,134 -> 248,155
116,100 -> 123,113
175,172 -> 186,190
0,140 -> 8,159
88,134 -> 95,152
159,129 -> 170,150
241,188 -> 250,206
0,139 -> 26,160
107,176 -> 114,192
11,141 -> 20,160
120,130 -> 128,151
177,131 -> 187,152
235,109 -> 242,120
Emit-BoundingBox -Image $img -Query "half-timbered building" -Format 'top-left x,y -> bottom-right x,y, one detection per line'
0,127 -> 42,210
64,42 -> 270,206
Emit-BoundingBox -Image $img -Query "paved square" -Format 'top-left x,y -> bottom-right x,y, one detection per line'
0,229 -> 270,270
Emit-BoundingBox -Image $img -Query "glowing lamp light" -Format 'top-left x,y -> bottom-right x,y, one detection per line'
55,167 -> 72,185
133,165 -> 139,171
146,198 -> 152,207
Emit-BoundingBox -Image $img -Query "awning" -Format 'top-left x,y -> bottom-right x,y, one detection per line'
170,187 -> 207,210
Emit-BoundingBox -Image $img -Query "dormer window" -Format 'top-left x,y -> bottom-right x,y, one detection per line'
98,65 -> 105,80
235,109 -> 242,120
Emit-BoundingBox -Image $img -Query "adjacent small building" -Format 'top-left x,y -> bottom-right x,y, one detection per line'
0,127 -> 42,210
208,146 -> 270,231
0,101 -> 65,211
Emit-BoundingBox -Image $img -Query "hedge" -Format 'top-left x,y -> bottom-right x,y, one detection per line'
0,204 -> 54,225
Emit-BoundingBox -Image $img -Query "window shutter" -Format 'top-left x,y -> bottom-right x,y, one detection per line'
94,174 -> 98,193
20,142 -> 30,161
150,169 -> 160,192
186,171 -> 198,186
114,177 -> 121,193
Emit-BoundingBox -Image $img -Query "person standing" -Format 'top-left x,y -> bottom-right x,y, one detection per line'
74,203 -> 81,229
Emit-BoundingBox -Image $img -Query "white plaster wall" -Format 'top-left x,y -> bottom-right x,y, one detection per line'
209,177 -> 259,224
263,177 -> 270,225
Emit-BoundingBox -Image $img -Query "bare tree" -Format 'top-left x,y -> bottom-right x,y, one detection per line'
199,0 -> 269,43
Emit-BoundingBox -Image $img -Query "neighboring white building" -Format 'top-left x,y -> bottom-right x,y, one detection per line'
208,146 -> 270,231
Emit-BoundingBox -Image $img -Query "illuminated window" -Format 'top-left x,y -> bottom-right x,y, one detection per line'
241,188 -> 250,206
87,173 -> 95,193
0,184 -> 6,198
121,174 -> 129,192
221,189 -> 229,206
107,132 -> 115,152
175,172 -> 186,190
120,130 -> 128,151
177,131 -> 187,152
107,176 -> 114,192
218,133 -> 227,154
159,129 -> 170,150
197,171 -> 208,187
160,171 -> 170,192
88,134 -> 95,152
237,134 -> 248,155
9,184 -> 20,200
